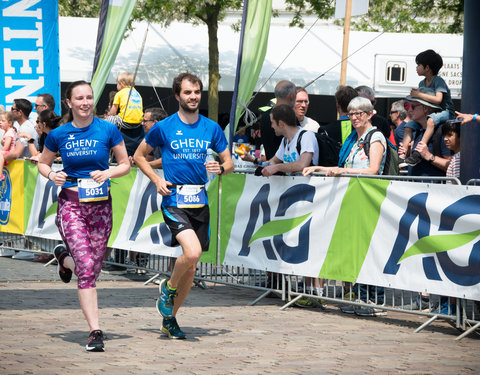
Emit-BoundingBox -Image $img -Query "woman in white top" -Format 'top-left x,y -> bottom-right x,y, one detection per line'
303,96 -> 386,177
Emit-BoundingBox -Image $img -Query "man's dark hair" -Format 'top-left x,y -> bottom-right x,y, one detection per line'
38,93 -> 55,110
271,104 -> 297,127
145,107 -> 168,122
13,98 -> 33,118
172,72 -> 203,96
442,120 -> 461,137
416,49 -> 443,75
335,86 -> 358,113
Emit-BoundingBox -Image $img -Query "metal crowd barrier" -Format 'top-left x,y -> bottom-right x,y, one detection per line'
1,170 -> 478,340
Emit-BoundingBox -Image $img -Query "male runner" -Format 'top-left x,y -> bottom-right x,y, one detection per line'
134,72 -> 233,339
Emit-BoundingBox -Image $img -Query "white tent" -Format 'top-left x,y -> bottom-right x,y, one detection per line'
60,16 -> 463,99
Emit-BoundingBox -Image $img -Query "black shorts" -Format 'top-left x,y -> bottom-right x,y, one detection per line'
161,205 -> 210,252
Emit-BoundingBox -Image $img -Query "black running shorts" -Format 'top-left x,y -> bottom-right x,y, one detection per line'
161,205 -> 210,252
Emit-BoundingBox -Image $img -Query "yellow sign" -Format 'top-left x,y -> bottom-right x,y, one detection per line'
0,160 -> 24,234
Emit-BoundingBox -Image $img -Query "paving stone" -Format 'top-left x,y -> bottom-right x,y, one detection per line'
0,257 -> 479,374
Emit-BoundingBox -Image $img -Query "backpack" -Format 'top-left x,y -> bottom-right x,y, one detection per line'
363,129 -> 400,176
294,129 -> 340,167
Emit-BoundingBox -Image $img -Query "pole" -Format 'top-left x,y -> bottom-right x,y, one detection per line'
339,0 -> 352,86
460,0 -> 480,184
228,0 -> 249,152
122,23 -> 150,121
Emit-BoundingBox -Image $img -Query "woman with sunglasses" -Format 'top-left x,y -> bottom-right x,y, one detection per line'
18,109 -> 62,159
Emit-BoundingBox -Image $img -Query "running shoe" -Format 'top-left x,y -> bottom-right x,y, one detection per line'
54,244 -> 72,283
399,150 -> 423,168
124,259 -> 137,274
85,330 -> 105,352
156,279 -> 176,318
162,317 -> 186,339
354,306 -> 387,317
294,297 -> 325,308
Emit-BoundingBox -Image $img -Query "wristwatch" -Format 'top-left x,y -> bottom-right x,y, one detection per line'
27,138 -> 35,144
429,154 -> 435,162
219,165 -> 225,175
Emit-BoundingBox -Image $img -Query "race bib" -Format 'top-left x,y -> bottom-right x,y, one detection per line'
176,185 -> 206,208
78,178 -> 109,202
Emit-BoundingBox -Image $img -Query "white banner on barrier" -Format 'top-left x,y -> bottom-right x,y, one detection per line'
23,163 -> 480,300
109,169 -> 183,257
223,175 -> 350,277
25,165 -> 62,241
221,175 -> 480,301
358,181 -> 480,300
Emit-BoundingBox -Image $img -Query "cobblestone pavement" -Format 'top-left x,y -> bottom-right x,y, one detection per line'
0,257 -> 479,375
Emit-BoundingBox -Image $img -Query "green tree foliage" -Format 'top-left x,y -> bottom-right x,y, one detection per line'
131,1 -> 243,122
285,0 -> 464,34
58,0 -> 100,17
59,0 -> 463,121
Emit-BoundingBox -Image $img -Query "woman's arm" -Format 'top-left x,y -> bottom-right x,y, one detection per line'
316,141 -> 385,177
90,140 -> 130,183
38,148 -> 67,186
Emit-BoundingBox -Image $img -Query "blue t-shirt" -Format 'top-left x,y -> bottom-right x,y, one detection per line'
145,113 -> 228,207
44,117 -> 124,188
419,76 -> 455,117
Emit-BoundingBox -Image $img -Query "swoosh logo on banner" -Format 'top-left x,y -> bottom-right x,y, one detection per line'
139,210 -> 165,231
248,212 -> 311,246
44,202 -> 58,220
398,229 -> 480,262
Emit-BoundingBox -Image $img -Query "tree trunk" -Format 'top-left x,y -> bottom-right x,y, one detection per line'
206,8 -> 220,123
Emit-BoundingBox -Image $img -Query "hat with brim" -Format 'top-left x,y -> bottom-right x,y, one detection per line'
405,87 -> 442,110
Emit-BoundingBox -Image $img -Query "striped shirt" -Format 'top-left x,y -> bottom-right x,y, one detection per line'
446,152 -> 460,183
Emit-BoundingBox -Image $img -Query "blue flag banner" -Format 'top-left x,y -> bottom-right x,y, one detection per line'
0,0 -> 60,114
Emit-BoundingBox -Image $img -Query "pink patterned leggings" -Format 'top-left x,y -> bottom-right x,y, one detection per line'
57,189 -> 112,289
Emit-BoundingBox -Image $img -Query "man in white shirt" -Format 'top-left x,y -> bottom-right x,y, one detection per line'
295,87 -> 320,132
7,98 -> 38,159
243,104 -> 319,176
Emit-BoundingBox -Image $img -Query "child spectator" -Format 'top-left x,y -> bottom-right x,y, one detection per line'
106,72 -> 144,156
0,111 -> 17,180
401,50 -> 455,166
442,120 -> 461,183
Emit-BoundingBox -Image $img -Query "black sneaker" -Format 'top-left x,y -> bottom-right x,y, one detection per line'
399,150 -> 423,168
162,317 -> 186,339
54,244 -> 72,283
85,330 -> 105,352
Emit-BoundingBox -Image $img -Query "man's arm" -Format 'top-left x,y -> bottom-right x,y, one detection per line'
414,141 -> 451,171
134,139 -> 172,195
262,152 -> 313,176
206,148 -> 234,175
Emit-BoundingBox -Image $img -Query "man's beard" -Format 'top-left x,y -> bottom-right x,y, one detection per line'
179,98 -> 199,113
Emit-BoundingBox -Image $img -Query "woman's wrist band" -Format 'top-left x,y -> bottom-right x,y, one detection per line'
473,113 -> 478,122
48,171 -> 55,181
